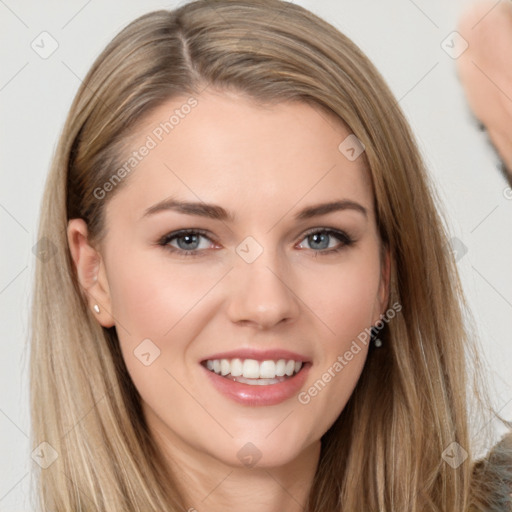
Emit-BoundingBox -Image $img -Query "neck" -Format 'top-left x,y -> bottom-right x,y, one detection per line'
150,422 -> 321,512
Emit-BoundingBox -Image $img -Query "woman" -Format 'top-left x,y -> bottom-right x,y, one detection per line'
29,0 -> 512,510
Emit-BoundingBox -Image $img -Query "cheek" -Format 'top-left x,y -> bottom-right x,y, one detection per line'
295,250 -> 380,430
107,246 -> 217,340
107,254 -> 209,431
104,247 -> 212,392
304,249 -> 382,341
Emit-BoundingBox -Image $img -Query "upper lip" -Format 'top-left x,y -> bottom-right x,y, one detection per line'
201,348 -> 311,363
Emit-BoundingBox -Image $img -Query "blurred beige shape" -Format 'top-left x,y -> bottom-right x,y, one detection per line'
457,1 -> 512,181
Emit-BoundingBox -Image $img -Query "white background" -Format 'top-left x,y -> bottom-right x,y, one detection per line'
1,1 -> 511,510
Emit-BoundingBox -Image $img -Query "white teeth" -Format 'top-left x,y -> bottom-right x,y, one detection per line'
220,359 -> 230,376
242,359 -> 260,379
275,359 -> 286,376
259,360 -> 276,379
203,358 -> 304,380
230,358 -> 243,377
285,360 -> 295,376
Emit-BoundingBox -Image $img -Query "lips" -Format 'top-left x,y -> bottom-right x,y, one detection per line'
201,361 -> 311,406
199,348 -> 312,406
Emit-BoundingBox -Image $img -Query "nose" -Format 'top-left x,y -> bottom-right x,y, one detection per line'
226,247 -> 300,330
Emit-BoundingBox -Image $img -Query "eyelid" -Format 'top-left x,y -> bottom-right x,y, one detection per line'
157,228 -> 217,251
296,227 -> 354,251
299,226 -> 351,240
157,226 -> 355,256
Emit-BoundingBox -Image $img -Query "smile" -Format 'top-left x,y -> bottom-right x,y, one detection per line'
203,358 -> 303,384
200,358 -> 311,406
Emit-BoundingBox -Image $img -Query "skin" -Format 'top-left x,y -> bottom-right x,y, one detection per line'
67,88 -> 390,511
457,0 -> 512,181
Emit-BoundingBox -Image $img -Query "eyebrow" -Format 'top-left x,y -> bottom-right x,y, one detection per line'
141,197 -> 368,222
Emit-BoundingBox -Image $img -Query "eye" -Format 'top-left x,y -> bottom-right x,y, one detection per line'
157,227 -> 354,258
157,229 -> 216,258
296,228 -> 354,255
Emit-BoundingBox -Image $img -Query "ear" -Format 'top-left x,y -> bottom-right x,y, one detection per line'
373,245 -> 391,324
67,218 -> 115,328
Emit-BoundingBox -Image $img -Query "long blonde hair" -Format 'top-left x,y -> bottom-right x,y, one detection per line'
29,1 -> 512,510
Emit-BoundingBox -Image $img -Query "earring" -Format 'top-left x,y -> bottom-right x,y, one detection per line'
370,326 -> 382,347
93,304 -> 100,314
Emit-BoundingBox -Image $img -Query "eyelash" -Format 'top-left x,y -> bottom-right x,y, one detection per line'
156,227 -> 354,258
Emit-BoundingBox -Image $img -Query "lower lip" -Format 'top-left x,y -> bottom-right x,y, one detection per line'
201,363 -> 311,406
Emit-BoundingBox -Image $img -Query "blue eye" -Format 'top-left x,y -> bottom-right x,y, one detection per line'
158,229 -> 214,257
299,228 -> 354,254
157,228 -> 354,258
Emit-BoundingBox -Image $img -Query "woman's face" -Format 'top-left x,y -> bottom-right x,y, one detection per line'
69,88 -> 389,473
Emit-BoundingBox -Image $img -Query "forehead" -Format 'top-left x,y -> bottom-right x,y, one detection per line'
105,89 -> 373,224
